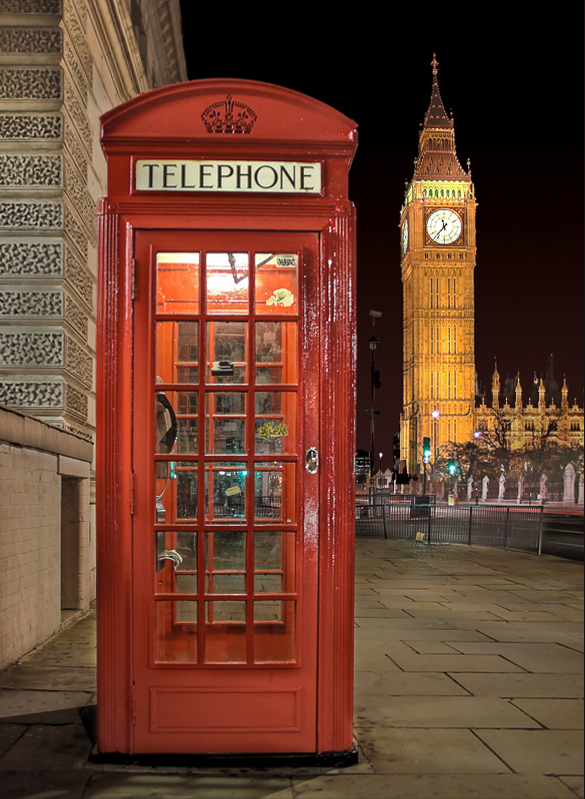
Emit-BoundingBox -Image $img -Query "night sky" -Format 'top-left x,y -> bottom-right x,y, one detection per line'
177,8 -> 584,463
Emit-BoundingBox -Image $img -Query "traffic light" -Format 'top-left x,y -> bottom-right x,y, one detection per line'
448,459 -> 457,476
422,437 -> 431,464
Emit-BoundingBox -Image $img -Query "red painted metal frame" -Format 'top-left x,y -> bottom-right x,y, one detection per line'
98,79 -> 357,755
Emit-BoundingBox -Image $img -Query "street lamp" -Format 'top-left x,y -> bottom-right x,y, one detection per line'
431,408 -> 440,461
368,310 -> 382,479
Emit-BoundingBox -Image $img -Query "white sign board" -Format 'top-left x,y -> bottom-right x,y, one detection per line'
136,160 -> 322,194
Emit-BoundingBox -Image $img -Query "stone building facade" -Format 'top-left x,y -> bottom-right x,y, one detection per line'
0,0 -> 186,661
475,358 -> 584,452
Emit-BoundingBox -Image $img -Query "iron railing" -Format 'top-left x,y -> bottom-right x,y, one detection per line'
355,501 -> 545,554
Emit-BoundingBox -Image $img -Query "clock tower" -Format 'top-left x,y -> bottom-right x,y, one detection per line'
400,55 -> 477,473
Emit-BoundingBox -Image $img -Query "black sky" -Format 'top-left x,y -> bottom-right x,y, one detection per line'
177,8 -> 584,462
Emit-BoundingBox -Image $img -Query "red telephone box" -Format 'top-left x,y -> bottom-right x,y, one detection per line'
97,79 -> 357,759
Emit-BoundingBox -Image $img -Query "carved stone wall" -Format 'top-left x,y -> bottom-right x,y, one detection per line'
0,0 -> 186,440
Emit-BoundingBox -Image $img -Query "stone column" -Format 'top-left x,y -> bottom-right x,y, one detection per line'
482,475 -> 489,501
578,474 -> 584,506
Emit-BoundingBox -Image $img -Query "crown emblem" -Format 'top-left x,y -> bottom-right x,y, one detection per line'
201,95 -> 257,134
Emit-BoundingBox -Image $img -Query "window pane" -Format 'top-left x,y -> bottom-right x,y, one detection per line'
254,531 -> 296,593
206,252 -> 249,315
254,600 -> 295,663
205,463 -> 247,522
255,391 -> 297,454
154,601 -> 198,663
205,530 -> 245,571
155,530 -> 197,586
155,391 -> 198,455
255,253 -> 297,316
206,392 -> 246,454
207,321 -> 247,384
156,463 -> 197,524
204,602 -> 247,664
157,253 -> 199,314
255,322 -> 297,385
254,463 -> 296,524
156,321 -> 198,385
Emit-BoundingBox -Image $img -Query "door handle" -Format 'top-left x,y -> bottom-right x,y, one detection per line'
305,447 -> 319,474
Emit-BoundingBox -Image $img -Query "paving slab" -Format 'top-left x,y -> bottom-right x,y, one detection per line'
0,723 -> 93,770
558,775 -> 585,799
354,671 -> 468,697
83,772 -> 295,798
475,729 -> 585,774
0,724 -> 26,759
387,651 -> 525,673
446,642 -> 584,672
0,665 -> 96,692
511,698 -> 585,729
291,773 -> 579,799
449,672 -> 585,698
356,727 -> 508,773
354,695 -> 540,728
0,769 -> 90,799
0,688 -> 92,723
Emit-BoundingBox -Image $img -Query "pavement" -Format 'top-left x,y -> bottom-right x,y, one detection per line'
0,539 -> 583,799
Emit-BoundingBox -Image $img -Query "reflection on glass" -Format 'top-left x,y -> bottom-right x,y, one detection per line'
206,392 -> 246,454
205,463 -> 247,522
156,322 -> 198,384
176,574 -> 197,594
254,463 -> 296,523
154,601 -> 198,663
255,391 -> 296,454
255,253 -> 298,316
157,253 -> 199,314
255,322 -> 297,384
207,321 -> 247,384
206,252 -> 249,315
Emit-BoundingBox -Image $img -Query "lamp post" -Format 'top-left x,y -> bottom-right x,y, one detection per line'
432,408 -> 440,462
368,310 -> 382,479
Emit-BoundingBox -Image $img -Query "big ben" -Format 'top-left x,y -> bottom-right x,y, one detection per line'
400,55 -> 476,473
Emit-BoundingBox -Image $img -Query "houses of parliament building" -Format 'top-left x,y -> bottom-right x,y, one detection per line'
399,57 -> 583,473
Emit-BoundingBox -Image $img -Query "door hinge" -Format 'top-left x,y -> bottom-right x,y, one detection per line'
129,470 -> 135,516
131,258 -> 137,300
131,682 -> 137,726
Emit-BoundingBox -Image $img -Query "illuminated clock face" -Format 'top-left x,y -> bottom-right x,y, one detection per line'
402,220 -> 408,254
426,209 -> 462,244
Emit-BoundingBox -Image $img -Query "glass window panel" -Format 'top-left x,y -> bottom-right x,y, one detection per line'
206,392 -> 246,454
205,463 -> 247,522
254,600 -> 295,663
204,602 -> 247,664
206,574 -> 246,594
206,252 -> 249,315
255,391 -> 297,454
206,600 -> 246,623
254,531 -> 296,593
175,574 -> 197,594
255,322 -> 297,385
254,463 -> 296,524
254,573 -> 282,593
207,321 -> 247,384
156,322 -> 198,385
255,253 -> 297,316
154,601 -> 198,663
157,253 -> 199,314
155,391 -> 198,455
155,530 -> 197,587
156,463 -> 197,524
205,530 -> 245,571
